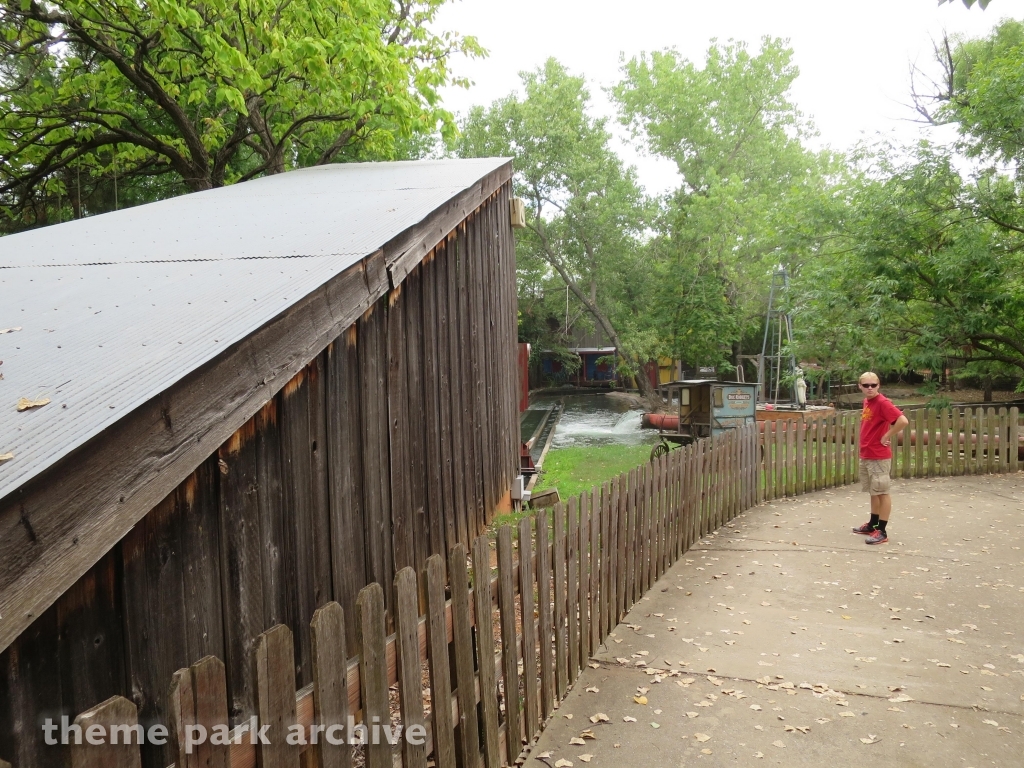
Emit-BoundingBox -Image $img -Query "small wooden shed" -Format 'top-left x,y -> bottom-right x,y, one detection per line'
0,158 -> 519,768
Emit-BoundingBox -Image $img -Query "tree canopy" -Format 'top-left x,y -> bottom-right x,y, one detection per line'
614,38 -> 827,372
0,0 -> 481,230
457,58 -> 656,393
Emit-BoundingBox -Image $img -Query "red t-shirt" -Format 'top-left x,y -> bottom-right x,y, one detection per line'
860,393 -> 903,460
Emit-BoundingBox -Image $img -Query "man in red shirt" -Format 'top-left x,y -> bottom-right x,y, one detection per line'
852,372 -> 909,544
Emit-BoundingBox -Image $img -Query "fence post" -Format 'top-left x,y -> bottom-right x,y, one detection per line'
623,468 -> 635,611
921,411 -> 929,479
928,409 -> 938,476
254,624 -> 299,768
535,512 -> 555,718
987,407 -> 997,474
394,568 -> 428,768
756,422 -> 763,502
1011,407 -> 1020,474
590,485 -> 601,654
939,410 -> 950,476
448,544 -> 483,768
471,536 -> 501,768
756,427 -> 764,505
617,471 -> 630,617
552,503 -> 568,697
70,696 -> 142,768
169,656 -> 230,768
425,555 -> 457,768
649,464 -> 661,584
517,518 -> 539,742
952,408 -> 962,476
495,526 -> 522,762
999,407 -> 1009,473
901,409 -> 912,479
356,584 -> 391,768
566,499 -> 580,685
579,490 -> 592,660
310,603 -> 350,768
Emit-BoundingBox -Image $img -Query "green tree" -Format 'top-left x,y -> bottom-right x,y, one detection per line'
792,140 -> 1024,390
0,0 -> 481,230
457,58 -> 656,396
614,38 -> 825,372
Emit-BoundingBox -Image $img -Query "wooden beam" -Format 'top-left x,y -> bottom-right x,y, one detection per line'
0,251 -> 389,655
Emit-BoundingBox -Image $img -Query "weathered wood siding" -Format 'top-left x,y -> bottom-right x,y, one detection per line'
0,185 -> 518,768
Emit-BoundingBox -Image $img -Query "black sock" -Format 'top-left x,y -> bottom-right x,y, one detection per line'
876,519 -> 887,533
869,514 -> 879,528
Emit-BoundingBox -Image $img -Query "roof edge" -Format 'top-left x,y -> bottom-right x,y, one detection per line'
385,160 -> 512,289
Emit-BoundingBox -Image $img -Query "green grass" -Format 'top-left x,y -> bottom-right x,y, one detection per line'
534,443 -> 654,501
489,443 -> 654,534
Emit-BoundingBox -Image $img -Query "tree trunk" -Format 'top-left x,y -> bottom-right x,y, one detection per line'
540,249 -> 656,400
983,379 -> 993,402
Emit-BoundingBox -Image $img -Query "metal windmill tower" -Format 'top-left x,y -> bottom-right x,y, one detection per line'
759,267 -> 797,404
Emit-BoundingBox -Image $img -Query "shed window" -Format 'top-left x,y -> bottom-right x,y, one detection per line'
713,387 -> 723,408
680,387 -> 691,406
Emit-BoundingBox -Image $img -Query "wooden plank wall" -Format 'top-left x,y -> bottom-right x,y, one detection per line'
758,407 -> 1021,499
0,186 -> 519,768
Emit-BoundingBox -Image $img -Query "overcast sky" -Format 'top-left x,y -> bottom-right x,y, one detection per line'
434,0 -> 1024,194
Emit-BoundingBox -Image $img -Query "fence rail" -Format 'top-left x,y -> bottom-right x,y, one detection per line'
59,407 -> 1021,768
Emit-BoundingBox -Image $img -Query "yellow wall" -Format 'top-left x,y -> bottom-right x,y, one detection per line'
658,357 -> 676,384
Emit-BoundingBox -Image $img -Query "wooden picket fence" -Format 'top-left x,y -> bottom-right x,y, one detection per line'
58,407 -> 1021,768
760,406 -> 1022,501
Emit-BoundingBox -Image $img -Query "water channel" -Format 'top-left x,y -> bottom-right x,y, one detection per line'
522,392 -> 660,459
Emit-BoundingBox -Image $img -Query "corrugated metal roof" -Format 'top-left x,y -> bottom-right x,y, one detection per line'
0,157 -> 509,501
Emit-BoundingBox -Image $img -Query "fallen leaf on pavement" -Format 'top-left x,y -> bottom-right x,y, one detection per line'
633,696 -> 647,705
772,740 -> 785,748
569,737 -> 586,746
859,736 -> 880,745
694,733 -> 710,742
555,760 -> 573,768
586,687 -> 600,694
578,756 -> 592,764
589,713 -> 608,723
622,716 -> 637,723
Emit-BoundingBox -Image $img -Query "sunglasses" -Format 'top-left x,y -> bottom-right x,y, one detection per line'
860,383 -> 878,388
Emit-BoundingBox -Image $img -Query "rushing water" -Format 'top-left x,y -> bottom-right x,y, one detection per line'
525,393 -> 659,449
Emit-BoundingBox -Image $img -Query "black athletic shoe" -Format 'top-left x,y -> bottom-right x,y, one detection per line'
865,529 -> 888,545
852,522 -> 874,534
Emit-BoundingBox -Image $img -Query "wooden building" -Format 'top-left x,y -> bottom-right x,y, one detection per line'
0,158 -> 519,768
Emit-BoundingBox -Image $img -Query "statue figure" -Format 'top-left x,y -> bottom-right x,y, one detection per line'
795,367 -> 807,408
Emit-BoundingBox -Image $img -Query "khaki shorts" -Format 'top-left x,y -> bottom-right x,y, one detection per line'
860,459 -> 892,496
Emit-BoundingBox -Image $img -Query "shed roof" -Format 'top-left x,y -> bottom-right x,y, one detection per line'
0,157 -> 510,501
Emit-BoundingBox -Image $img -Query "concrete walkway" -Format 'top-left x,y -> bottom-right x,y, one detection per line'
526,474 -> 1024,768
